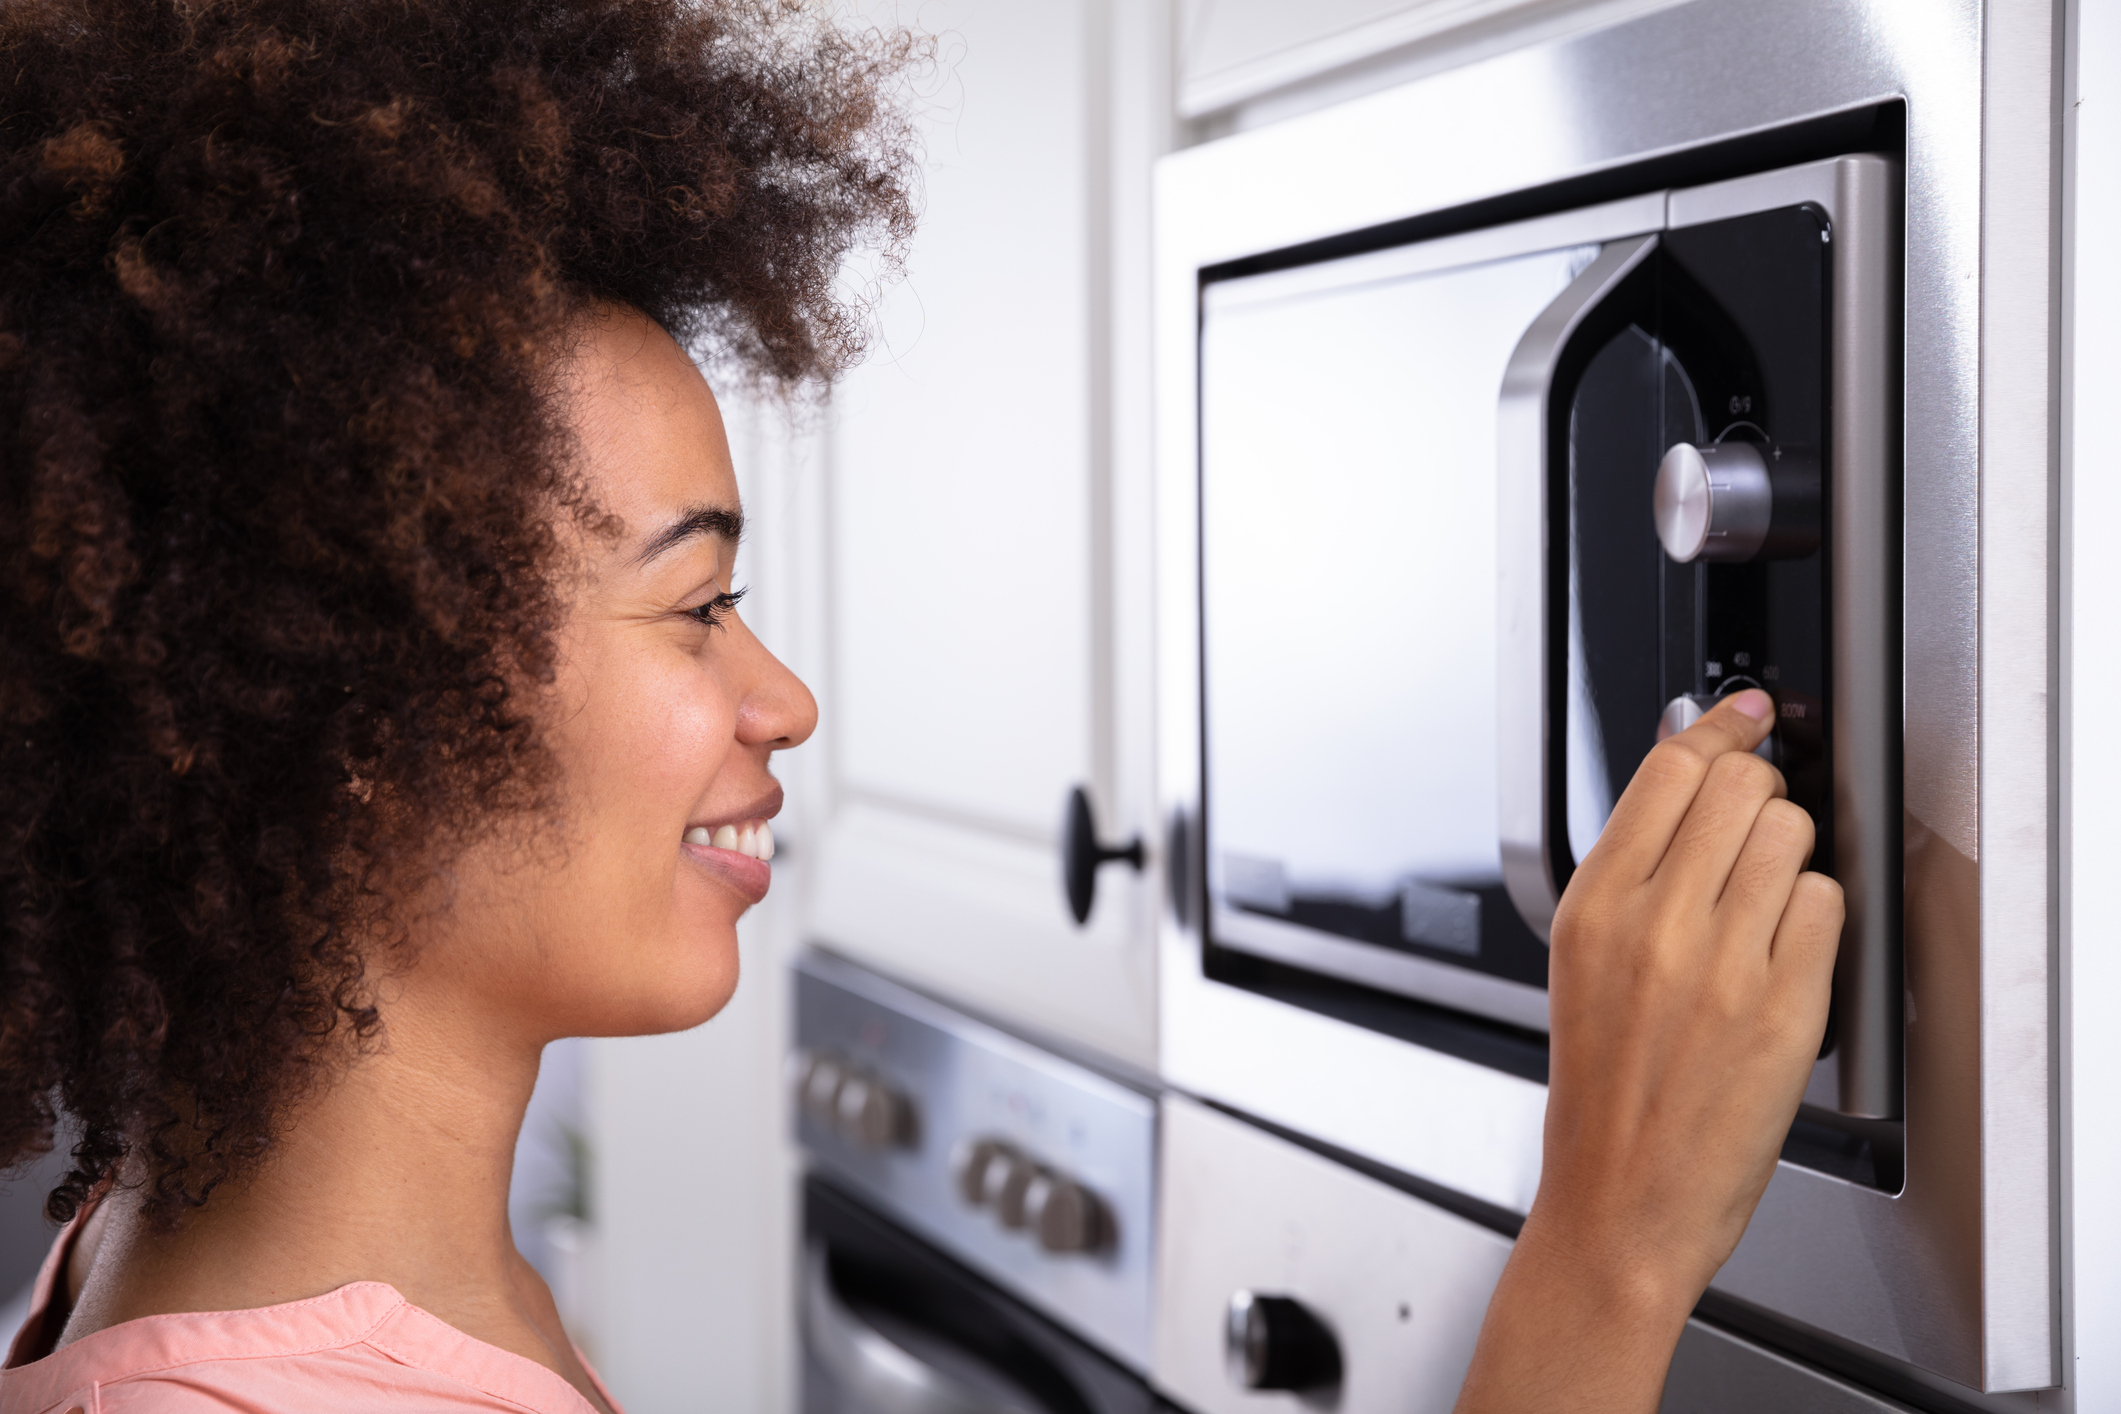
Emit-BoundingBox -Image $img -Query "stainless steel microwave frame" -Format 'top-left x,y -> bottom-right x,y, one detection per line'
1154,0 -> 2058,1396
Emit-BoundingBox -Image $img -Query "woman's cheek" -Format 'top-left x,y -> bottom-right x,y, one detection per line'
621,654 -> 741,809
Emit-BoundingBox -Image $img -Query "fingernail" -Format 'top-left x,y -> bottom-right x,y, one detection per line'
1729,688 -> 1774,722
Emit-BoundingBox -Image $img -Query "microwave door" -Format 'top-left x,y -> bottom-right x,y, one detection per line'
1196,235 -> 1608,1036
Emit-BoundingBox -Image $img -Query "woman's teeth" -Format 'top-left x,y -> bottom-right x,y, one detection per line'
683,820 -> 775,861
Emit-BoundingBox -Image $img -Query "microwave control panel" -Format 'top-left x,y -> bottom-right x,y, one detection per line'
1564,204 -> 1833,870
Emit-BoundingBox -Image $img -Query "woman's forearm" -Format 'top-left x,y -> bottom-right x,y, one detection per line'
1453,690 -> 1841,1411
1454,1216 -> 1695,1414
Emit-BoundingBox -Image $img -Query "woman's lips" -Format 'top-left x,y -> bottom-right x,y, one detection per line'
680,815 -> 775,904
681,837 -> 772,904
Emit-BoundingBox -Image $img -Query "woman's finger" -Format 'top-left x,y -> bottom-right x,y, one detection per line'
1712,796 -> 1816,954
1771,871 -> 1845,971
1762,871 -> 1843,1050
1581,690 -> 1778,885
1653,747 -> 1790,914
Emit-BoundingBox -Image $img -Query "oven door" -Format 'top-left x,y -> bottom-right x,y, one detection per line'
803,1178 -> 1173,1414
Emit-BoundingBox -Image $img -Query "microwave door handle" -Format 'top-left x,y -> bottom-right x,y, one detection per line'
1495,233 -> 1660,943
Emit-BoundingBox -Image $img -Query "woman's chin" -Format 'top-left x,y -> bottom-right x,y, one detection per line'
590,949 -> 740,1036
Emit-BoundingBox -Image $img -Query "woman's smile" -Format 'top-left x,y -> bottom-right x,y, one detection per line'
680,791 -> 782,907
680,834 -> 772,906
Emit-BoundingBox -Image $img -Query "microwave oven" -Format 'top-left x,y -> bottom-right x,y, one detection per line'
1154,0 -> 2057,1399
1195,156 -> 1896,1122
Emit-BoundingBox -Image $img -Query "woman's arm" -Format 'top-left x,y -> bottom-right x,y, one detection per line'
1455,689 -> 1843,1413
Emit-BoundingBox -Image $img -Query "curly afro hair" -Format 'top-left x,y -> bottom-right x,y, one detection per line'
0,0 -> 919,1224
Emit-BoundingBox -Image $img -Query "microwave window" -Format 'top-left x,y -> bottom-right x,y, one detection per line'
1199,245 -> 1587,988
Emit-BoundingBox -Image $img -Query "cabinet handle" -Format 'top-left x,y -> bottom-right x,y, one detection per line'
1061,786 -> 1143,926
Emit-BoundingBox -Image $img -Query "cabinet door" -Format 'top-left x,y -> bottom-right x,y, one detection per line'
789,0 -> 1168,1069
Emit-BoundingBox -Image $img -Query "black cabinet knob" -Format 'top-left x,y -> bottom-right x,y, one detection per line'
1061,785 -> 1143,926
1225,1291 -> 1342,1392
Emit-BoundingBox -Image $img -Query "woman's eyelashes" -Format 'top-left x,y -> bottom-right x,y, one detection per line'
686,585 -> 748,631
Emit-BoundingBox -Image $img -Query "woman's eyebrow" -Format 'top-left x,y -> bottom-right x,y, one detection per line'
632,503 -> 744,566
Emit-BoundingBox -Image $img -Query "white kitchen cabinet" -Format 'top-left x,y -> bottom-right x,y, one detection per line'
787,0 -> 1171,1070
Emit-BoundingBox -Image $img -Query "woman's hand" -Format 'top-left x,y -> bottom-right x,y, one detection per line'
1454,689 -> 1843,1413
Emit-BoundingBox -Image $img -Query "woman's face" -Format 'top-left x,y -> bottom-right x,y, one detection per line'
406,307 -> 816,1045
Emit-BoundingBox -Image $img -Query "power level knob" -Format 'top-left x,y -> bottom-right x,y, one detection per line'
1225,1291 -> 1342,1392
1659,693 -> 1776,763
1654,441 -> 1820,563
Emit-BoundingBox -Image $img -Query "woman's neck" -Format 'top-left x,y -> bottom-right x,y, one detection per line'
54,993 -> 610,1409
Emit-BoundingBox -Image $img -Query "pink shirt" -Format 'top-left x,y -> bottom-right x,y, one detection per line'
0,1217 -> 623,1414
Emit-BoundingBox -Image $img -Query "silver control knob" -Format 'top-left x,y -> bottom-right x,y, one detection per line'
833,1070 -> 912,1151
1655,440 -> 1821,564
1657,694 -> 1706,740
1655,441 -> 1772,562
1225,1291 -> 1342,1391
1022,1171 -> 1107,1254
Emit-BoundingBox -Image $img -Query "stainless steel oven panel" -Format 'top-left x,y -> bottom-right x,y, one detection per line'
795,951 -> 1158,1374
1155,1097 -> 1926,1414
1154,1095 -> 1509,1414
1496,156 -> 1902,1120
1155,0 -> 2055,1390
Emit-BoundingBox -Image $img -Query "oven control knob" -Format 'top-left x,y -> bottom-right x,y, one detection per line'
953,1138 -> 1010,1206
1023,1171 -> 1107,1254
833,1070 -> 913,1151
1654,441 -> 1819,564
1225,1291 -> 1342,1392
989,1151 -> 1040,1228
796,1051 -> 846,1128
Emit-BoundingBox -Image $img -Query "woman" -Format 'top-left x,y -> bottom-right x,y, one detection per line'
0,1 -> 1840,1411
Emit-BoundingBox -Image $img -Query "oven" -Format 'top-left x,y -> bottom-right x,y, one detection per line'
793,951 -> 1172,1414
1154,0 -> 2056,1402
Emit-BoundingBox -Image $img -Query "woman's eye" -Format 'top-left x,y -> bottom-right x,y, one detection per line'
687,586 -> 748,631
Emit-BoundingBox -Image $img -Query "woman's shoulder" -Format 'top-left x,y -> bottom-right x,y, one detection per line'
1,1279 -> 612,1414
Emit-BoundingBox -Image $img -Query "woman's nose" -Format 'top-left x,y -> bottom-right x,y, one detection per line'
734,628 -> 818,750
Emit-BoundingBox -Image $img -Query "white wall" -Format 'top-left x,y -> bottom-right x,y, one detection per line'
578,394 -> 820,1413
2065,0 -> 2120,1405
584,900 -> 802,1413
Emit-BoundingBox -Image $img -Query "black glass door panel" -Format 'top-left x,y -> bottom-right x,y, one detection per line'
1562,205 -> 1834,873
